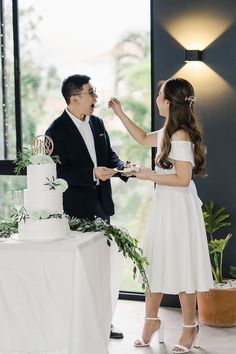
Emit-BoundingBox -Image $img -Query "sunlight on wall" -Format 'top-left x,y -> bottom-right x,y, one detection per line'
162,12 -> 234,50
174,62 -> 233,104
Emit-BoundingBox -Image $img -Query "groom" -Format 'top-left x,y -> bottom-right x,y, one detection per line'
46,74 -> 127,338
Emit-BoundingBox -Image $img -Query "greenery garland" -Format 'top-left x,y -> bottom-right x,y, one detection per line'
13,147 -> 61,175
0,215 -> 18,237
0,214 -> 150,290
69,216 -> 150,290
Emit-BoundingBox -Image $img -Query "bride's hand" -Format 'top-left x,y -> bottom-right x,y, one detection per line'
108,97 -> 124,116
133,167 -> 153,180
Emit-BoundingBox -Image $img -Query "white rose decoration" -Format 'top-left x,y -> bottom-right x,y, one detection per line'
40,209 -> 51,219
29,154 -> 43,165
40,155 -> 54,164
29,210 -> 41,221
29,154 -> 53,165
54,178 -> 68,192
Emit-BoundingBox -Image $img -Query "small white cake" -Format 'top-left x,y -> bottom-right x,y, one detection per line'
115,161 -> 140,173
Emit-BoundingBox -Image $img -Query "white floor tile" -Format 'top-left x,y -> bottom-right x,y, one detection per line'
109,300 -> 236,354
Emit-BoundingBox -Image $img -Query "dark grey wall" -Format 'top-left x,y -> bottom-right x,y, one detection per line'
151,0 -> 236,307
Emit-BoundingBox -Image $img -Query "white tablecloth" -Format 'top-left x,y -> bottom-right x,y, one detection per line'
0,231 -> 121,354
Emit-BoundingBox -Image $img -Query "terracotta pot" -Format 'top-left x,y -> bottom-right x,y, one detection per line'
197,286 -> 236,327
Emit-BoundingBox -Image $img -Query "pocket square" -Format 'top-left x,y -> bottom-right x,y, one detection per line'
99,133 -> 104,137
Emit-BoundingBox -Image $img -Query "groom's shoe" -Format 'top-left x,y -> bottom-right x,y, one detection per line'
110,324 -> 124,339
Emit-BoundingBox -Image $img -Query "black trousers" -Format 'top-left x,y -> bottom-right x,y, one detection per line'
95,184 -> 110,224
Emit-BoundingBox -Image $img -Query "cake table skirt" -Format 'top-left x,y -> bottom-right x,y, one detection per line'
0,231 -> 120,354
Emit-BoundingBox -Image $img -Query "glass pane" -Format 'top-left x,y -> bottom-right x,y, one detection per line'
18,0 -> 151,292
0,175 -> 26,219
0,0 -> 16,159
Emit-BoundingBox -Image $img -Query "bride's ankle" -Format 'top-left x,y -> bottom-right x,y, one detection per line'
143,318 -> 161,333
144,315 -> 160,320
182,325 -> 199,335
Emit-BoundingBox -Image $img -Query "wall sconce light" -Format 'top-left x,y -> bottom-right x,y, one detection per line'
185,49 -> 203,62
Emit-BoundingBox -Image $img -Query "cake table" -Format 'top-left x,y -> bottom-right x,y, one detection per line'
0,231 -> 121,354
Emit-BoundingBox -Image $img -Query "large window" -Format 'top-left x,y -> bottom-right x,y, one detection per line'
0,0 -> 17,161
1,0 -> 151,293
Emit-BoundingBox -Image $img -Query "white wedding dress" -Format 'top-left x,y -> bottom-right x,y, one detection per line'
143,128 -> 214,294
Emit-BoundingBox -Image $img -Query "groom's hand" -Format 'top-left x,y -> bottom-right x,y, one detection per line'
94,167 -> 117,181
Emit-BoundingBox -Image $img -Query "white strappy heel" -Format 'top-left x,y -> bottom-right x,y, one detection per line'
172,321 -> 200,353
134,316 -> 165,347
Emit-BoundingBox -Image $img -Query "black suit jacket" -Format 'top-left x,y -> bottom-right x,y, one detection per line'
45,110 -> 126,219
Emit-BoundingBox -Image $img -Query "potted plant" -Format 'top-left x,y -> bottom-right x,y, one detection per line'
197,200 -> 236,327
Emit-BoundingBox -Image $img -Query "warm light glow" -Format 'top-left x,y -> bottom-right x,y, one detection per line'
174,62 -> 234,104
163,12 -> 233,49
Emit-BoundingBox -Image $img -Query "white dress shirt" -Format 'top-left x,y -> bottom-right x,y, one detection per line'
66,108 -> 98,182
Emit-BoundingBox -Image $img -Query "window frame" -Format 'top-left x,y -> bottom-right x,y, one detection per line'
0,0 -> 23,175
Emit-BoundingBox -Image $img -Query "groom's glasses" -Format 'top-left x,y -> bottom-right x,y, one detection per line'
72,88 -> 97,97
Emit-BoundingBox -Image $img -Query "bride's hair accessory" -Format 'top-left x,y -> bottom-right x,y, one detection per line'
184,95 -> 197,108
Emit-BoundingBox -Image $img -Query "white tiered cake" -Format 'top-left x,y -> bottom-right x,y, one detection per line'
16,136 -> 70,241
18,161 -> 69,240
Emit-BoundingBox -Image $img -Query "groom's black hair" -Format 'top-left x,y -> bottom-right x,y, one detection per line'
62,74 -> 91,104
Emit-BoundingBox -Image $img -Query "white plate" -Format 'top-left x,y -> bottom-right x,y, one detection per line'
113,166 -> 140,173
113,167 -> 133,173
10,233 -> 74,242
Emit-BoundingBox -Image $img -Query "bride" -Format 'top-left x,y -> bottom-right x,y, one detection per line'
108,77 -> 213,354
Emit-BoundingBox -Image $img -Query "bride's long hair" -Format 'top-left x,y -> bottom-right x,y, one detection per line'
156,78 -> 207,176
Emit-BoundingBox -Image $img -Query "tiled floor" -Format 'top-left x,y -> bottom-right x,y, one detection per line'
109,300 -> 236,354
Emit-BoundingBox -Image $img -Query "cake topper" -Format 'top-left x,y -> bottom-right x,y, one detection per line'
31,135 -> 54,156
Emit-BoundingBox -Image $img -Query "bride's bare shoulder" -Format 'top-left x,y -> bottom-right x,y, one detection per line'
171,130 -> 190,141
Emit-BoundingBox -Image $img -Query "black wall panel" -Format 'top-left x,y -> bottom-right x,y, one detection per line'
151,0 -> 236,307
